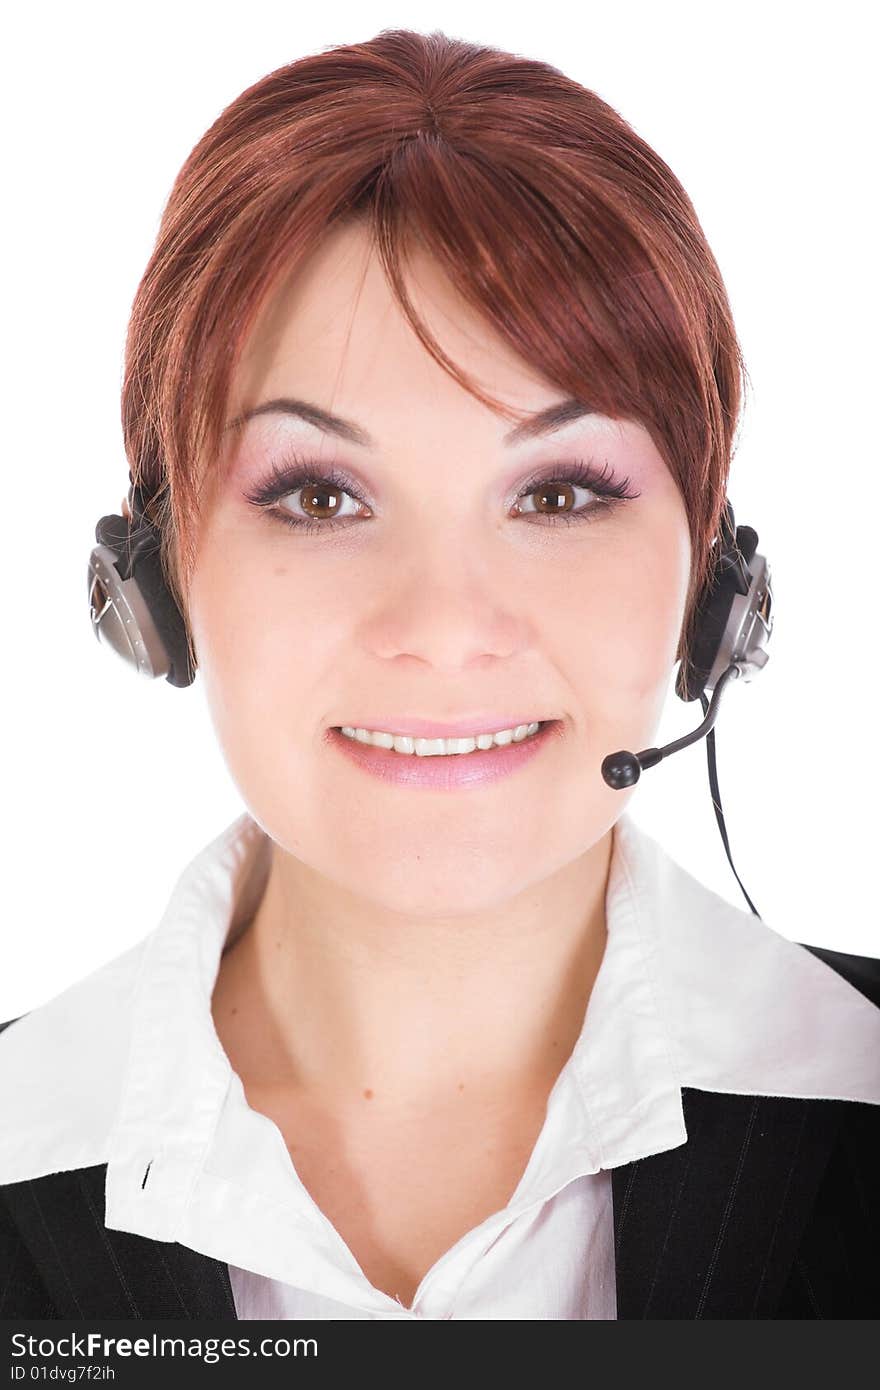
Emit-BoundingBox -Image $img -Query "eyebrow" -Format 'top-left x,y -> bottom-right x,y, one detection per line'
223,396 -> 598,446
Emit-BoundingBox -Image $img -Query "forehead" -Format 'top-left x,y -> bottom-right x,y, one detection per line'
226,219 -> 597,441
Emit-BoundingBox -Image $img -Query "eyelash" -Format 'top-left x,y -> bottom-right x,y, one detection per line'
243,449 -> 642,536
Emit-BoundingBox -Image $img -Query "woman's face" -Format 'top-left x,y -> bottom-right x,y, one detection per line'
187,219 -> 691,916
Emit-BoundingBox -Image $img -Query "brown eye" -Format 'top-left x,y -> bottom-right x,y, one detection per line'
273,477 -> 365,528
299,482 -> 346,521
244,454 -> 371,534
514,460 -> 640,527
529,481 -> 578,516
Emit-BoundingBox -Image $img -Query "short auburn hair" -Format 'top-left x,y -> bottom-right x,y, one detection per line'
121,27 -> 748,683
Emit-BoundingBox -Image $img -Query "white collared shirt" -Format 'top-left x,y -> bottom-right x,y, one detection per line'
1,809 -> 878,1320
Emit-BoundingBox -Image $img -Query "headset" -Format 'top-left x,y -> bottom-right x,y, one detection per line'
88,475 -> 774,917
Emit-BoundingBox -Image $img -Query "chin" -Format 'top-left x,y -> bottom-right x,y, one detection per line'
359,855 -> 537,920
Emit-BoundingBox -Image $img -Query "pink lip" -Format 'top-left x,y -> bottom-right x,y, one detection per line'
327,720 -> 562,791
333,715 -> 553,738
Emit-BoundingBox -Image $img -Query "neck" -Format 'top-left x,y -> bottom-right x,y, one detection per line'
211,828 -> 614,1109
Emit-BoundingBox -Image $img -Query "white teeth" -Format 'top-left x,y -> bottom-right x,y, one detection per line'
338,721 -> 543,756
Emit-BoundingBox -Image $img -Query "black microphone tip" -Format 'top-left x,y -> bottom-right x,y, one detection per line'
601,750 -> 641,790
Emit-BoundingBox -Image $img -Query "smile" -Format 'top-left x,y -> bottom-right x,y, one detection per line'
336,720 -> 545,756
327,720 -> 562,790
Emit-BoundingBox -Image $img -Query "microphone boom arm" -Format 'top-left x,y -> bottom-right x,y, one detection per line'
601,662 -> 746,789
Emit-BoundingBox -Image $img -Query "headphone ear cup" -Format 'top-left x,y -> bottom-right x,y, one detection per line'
675,577 -> 737,703
125,543 -> 195,688
88,511 -> 196,688
676,500 -> 765,703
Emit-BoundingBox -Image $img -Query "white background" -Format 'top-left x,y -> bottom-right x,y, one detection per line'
3,0 -> 877,1019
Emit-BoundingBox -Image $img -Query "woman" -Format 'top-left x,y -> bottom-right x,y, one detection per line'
1,29 -> 878,1320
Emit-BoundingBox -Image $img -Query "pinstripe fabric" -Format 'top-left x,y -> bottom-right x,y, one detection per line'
0,1159 -> 236,1318
774,1088 -> 880,1317
1,952 -> 878,1319
610,1090 -> 850,1317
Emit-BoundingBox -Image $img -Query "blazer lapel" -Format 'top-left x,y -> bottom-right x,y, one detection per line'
611,1087 -> 843,1318
3,1165 -> 237,1319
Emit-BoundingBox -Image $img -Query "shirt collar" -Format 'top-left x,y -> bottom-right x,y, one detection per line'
107,807 -> 690,1201
1,807 -> 878,1220
103,812 -> 271,1233
100,806 -> 689,1267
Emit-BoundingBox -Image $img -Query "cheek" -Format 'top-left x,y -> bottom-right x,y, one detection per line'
555,521 -> 690,711
188,528 -> 348,766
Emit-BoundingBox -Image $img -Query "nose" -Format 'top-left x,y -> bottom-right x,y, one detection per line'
365,546 -> 529,673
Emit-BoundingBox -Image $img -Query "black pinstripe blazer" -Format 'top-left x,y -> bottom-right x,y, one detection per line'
1,942 -> 878,1320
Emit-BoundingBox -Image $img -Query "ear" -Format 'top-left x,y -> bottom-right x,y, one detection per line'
121,495 -> 133,522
